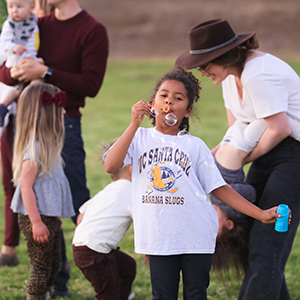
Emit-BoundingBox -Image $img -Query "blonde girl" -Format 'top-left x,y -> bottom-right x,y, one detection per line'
11,83 -> 74,300
104,66 -> 281,299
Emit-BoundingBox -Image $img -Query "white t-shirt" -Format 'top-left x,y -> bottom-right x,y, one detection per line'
222,53 -> 300,141
123,127 -> 226,255
72,179 -> 132,254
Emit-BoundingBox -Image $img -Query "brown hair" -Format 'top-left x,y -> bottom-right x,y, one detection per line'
208,36 -> 259,76
212,219 -> 249,282
149,66 -> 201,132
38,0 -> 54,15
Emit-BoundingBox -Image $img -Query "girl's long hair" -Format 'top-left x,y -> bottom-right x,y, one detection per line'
13,83 -> 65,185
212,220 -> 249,282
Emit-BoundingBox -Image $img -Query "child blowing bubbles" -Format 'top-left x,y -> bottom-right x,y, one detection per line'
10,83 -> 75,300
104,66 -> 282,299
0,0 -> 40,127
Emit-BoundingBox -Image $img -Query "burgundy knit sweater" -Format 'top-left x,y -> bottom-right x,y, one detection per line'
0,10 -> 109,118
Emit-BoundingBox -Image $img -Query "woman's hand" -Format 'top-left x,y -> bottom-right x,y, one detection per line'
32,220 -> 50,243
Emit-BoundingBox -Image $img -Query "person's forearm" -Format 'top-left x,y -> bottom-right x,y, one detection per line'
49,67 -> 105,97
104,123 -> 138,174
21,186 -> 42,225
212,184 -> 279,224
212,185 -> 264,220
245,127 -> 290,163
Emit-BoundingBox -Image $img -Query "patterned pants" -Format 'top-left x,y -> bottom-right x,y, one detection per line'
18,214 -> 61,299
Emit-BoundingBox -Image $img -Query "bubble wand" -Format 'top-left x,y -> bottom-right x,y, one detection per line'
147,103 -> 177,126
147,103 -> 170,113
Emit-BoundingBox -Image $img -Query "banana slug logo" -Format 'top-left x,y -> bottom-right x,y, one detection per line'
146,164 -> 181,194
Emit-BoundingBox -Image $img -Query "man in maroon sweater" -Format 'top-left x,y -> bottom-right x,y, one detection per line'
0,0 -> 109,297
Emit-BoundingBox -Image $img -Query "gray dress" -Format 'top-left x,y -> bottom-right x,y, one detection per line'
11,142 -> 75,218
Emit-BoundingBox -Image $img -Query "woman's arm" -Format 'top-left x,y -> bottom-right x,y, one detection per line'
244,112 -> 291,164
20,160 -> 49,243
104,100 -> 151,174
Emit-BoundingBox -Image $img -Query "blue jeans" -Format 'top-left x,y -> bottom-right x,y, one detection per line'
62,117 -> 90,223
54,118 -> 90,290
149,254 -> 212,300
238,137 -> 300,300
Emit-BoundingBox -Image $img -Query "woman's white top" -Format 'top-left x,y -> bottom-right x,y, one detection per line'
222,53 -> 300,141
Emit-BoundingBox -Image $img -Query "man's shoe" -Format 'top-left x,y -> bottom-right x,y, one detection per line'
0,253 -> 19,267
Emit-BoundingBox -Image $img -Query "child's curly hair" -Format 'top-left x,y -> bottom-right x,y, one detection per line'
149,66 -> 201,132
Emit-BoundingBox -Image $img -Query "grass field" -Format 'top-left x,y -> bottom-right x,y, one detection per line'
0,58 -> 300,299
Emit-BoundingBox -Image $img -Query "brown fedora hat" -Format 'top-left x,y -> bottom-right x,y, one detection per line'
176,19 -> 255,69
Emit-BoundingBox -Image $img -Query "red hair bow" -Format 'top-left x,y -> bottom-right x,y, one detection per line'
40,90 -> 67,107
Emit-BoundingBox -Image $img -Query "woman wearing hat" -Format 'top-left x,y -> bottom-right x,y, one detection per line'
176,19 -> 300,300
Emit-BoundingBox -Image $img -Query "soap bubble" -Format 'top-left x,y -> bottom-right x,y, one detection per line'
165,113 -> 177,126
177,130 -> 190,137
150,108 -> 158,118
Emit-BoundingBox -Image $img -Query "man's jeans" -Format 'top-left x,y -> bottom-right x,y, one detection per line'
54,118 -> 90,290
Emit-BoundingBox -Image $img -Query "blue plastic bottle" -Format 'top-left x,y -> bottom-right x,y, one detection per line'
275,204 -> 289,232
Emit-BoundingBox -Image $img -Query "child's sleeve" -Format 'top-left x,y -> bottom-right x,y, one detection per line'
22,23 -> 39,58
0,20 -> 17,54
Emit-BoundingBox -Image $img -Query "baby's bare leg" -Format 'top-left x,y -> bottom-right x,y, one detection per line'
1,89 -> 20,107
0,88 -> 20,126
215,144 -> 248,170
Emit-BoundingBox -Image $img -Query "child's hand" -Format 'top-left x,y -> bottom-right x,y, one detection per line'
131,100 -> 151,128
261,206 -> 292,224
32,220 -> 50,243
58,217 -> 62,229
77,213 -> 84,226
13,44 -> 28,55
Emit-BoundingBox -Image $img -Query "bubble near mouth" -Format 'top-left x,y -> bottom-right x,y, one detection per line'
165,113 -> 177,126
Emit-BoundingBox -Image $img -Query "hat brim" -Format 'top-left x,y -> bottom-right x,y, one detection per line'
175,32 -> 255,70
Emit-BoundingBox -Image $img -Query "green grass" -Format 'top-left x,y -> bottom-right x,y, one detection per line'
0,58 -> 300,299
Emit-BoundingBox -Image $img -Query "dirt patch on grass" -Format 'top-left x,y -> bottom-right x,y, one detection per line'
81,0 -> 300,60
